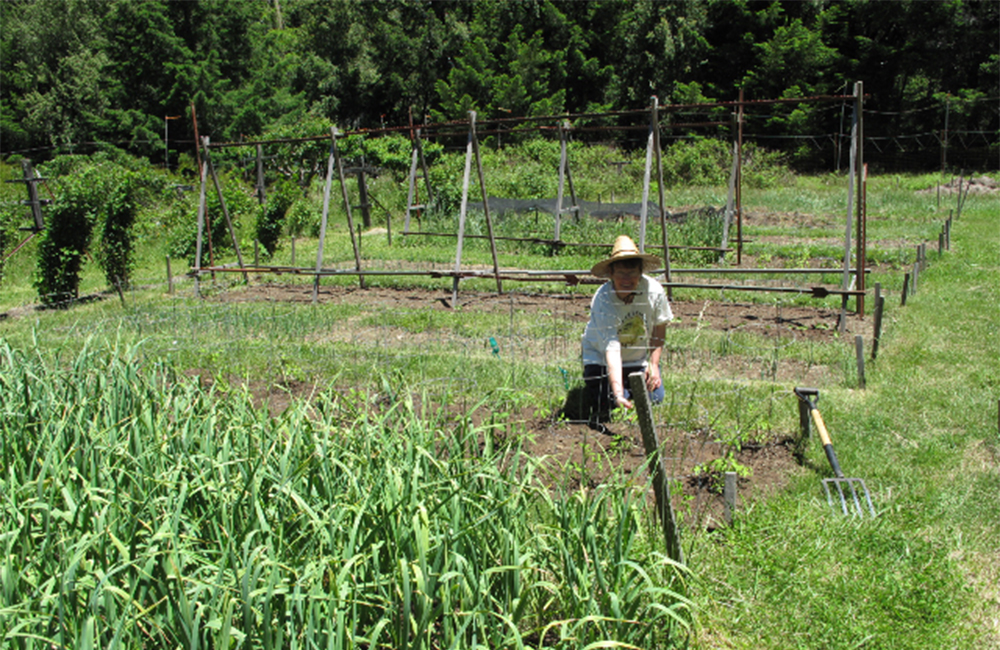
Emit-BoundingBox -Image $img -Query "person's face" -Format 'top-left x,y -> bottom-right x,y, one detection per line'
611,263 -> 641,295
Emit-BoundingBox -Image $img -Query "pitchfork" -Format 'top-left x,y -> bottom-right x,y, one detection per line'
794,387 -> 876,518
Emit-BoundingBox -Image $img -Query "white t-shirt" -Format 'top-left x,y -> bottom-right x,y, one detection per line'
581,275 -> 673,367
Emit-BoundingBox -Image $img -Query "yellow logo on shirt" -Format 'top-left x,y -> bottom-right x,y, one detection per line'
618,314 -> 646,346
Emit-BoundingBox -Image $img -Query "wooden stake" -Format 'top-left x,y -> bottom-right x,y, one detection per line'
872,286 -> 884,360
724,472 -> 738,525
629,371 -> 684,564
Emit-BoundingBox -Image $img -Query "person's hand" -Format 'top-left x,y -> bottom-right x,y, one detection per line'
614,394 -> 634,410
645,364 -> 662,393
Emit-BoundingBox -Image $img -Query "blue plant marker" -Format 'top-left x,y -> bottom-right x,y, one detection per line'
559,367 -> 569,390
489,337 -> 500,357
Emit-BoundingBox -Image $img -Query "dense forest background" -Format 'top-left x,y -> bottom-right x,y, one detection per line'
2,0 -> 998,171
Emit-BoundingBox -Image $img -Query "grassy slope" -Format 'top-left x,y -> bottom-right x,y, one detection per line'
692,199 -> 1000,649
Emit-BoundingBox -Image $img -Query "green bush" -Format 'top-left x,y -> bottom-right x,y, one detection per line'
661,138 -> 731,187
28,153 -> 169,303
93,171 -> 138,289
286,198 -> 322,238
33,169 -> 104,304
254,180 -> 297,258
168,170 -> 256,266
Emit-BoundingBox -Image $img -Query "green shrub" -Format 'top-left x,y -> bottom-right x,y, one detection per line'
93,171 -> 138,290
33,166 -> 113,304
168,170 -> 256,266
661,138 -> 731,187
286,198 -> 323,238
254,180 -> 297,258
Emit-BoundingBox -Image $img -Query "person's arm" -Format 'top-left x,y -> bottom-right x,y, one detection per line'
645,323 -> 666,392
605,344 -> 633,410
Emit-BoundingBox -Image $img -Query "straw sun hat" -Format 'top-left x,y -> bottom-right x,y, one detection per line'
589,235 -> 662,278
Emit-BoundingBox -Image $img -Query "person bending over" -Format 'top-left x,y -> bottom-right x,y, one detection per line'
581,235 -> 673,429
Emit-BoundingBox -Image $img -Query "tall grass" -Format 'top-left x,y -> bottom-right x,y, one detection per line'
0,338 -> 692,649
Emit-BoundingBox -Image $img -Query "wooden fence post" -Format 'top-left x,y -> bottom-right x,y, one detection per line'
872,292 -> 884,361
629,372 -> 684,564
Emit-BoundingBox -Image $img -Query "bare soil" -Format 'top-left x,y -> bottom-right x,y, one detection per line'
215,282 -> 871,528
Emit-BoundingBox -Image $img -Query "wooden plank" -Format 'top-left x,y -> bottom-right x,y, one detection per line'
555,121 -> 568,241
194,138 -> 209,295
313,127 -> 336,303
856,85 -> 866,317
404,144 -> 420,233
638,99 -> 655,252
652,96 -> 673,299
202,138 -> 248,283
469,112 -> 502,295
333,127 -> 364,289
720,137 -> 738,263
453,113 -> 476,307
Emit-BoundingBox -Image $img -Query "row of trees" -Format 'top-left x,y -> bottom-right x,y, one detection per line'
2,0 -> 998,170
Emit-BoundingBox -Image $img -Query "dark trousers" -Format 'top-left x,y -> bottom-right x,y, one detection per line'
583,363 -> 663,424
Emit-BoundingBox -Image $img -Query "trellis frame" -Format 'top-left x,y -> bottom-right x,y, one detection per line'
193,88 -> 868,313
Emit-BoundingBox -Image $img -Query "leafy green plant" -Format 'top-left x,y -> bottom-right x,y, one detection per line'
33,167 -> 105,303
254,180 -> 296,257
0,338 -> 693,649
692,452 -> 752,493
168,169 -> 256,266
93,170 -> 138,289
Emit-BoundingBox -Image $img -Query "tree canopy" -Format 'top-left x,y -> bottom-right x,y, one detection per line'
2,0 -> 997,169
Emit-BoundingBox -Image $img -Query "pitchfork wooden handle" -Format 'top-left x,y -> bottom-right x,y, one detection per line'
810,408 -> 845,479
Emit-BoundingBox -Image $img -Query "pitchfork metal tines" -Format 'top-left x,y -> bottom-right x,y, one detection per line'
794,387 -> 876,518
